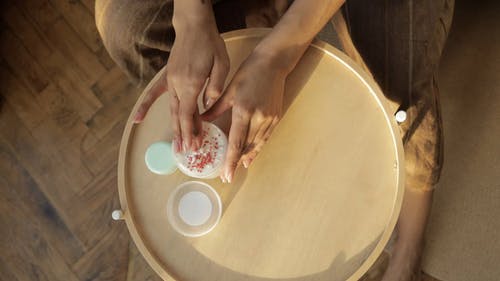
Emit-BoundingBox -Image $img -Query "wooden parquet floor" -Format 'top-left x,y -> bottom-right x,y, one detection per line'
0,0 -> 442,280
0,0 -> 160,280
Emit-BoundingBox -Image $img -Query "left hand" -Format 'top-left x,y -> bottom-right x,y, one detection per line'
202,52 -> 288,183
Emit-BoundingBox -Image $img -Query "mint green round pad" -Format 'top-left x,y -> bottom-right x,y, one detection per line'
145,141 -> 177,175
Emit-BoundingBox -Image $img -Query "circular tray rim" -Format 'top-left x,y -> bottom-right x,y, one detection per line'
117,28 -> 405,281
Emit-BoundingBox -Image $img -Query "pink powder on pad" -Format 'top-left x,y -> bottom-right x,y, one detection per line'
173,122 -> 227,179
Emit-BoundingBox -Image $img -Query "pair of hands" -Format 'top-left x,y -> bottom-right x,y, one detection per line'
134,20 -> 288,183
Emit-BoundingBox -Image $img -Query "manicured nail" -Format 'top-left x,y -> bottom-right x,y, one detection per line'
205,97 -> 216,108
133,113 -> 140,123
173,138 -> 179,153
194,137 -> 202,151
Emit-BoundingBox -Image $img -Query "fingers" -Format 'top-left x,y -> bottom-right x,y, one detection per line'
222,109 -> 250,183
242,114 -> 271,154
134,72 -> 167,123
174,74 -> 207,151
240,117 -> 278,168
178,96 -> 199,151
201,87 -> 234,121
192,109 -> 203,149
204,56 -> 229,108
169,90 -> 182,153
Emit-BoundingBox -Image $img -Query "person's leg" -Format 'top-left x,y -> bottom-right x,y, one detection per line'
95,0 -> 250,86
95,0 -> 175,85
343,0 -> 454,280
384,189 -> 433,281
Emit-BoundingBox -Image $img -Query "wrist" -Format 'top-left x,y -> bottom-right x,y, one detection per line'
172,0 -> 216,30
252,40 -> 308,75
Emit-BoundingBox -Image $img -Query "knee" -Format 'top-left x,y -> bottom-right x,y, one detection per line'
96,0 -> 166,83
95,0 -> 132,55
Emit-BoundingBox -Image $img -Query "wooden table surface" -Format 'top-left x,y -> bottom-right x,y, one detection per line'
118,29 -> 404,281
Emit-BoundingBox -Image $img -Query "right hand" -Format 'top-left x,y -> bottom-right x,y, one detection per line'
134,8 -> 229,153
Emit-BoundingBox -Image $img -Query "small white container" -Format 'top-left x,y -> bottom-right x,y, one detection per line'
173,122 -> 227,179
167,181 -> 222,237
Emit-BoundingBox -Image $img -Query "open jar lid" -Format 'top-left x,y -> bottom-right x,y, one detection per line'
166,181 -> 222,237
145,141 -> 178,175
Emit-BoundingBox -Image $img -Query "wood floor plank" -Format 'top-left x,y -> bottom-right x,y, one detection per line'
90,66 -> 136,105
0,179 -> 80,281
0,261 -> 20,281
66,163 -> 119,248
80,0 -> 96,15
42,50 -> 103,122
0,62 -> 47,130
83,118 -> 126,175
0,24 -> 50,94
72,222 -> 129,281
1,0 -> 159,280
11,1 -> 105,85
96,44 -> 117,70
5,2 -> 105,115
1,3 -> 53,59
81,129 -> 100,152
85,71 -> 138,141
0,64 -> 93,190
15,0 -> 61,31
37,83 -> 90,142
1,13 -> 103,122
46,18 -> 107,86
30,119 -> 94,189
11,12 -> 104,89
49,0 -> 102,52
127,243 -> 163,281
75,163 -> 118,214
0,104 -> 77,222
0,143 -> 85,264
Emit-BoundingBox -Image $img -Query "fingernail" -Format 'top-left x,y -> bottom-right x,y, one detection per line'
220,175 -> 226,183
243,160 -> 249,169
194,137 -> 202,151
182,141 -> 188,153
172,138 -> 178,153
133,113 -> 140,123
205,97 -> 216,108
226,171 -> 232,183
176,138 -> 182,153
179,139 -> 184,153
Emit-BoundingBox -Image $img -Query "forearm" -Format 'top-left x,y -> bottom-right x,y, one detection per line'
172,0 -> 216,29
255,0 -> 345,73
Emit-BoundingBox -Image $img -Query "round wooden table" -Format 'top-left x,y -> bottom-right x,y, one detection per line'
117,28 -> 404,281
